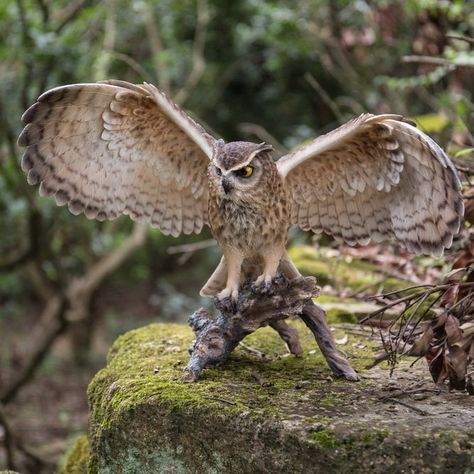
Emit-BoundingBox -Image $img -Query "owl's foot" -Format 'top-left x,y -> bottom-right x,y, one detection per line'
251,273 -> 277,296
214,295 -> 238,314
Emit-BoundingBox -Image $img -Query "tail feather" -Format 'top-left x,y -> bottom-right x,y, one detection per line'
200,256 -> 227,297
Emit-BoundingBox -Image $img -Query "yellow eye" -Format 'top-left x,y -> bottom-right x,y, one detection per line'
238,165 -> 254,178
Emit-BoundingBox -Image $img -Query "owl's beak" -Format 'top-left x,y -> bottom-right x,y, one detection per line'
222,178 -> 232,194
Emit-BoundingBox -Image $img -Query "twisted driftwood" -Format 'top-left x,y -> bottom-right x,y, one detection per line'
183,274 -> 358,382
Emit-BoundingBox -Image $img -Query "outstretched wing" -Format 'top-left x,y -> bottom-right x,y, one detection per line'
277,114 -> 463,255
18,80 -> 216,236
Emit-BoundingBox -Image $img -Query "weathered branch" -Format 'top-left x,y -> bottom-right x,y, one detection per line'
183,275 -> 358,382
300,301 -> 358,379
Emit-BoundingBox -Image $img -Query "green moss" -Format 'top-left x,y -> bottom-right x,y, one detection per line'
311,429 -> 339,448
59,435 -> 89,474
88,321 -> 368,431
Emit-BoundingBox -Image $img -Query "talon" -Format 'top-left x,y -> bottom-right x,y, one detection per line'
273,272 -> 286,286
252,272 -> 278,295
214,294 -> 238,314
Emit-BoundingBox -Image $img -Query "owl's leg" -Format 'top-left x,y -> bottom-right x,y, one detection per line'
253,250 -> 283,292
217,249 -> 243,301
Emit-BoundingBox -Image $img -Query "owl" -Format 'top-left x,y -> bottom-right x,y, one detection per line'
18,80 -> 463,303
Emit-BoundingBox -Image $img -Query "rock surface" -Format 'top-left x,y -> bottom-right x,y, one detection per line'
67,321 -> 473,473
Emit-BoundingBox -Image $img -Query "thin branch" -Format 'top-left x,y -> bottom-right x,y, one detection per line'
34,0 -> 49,24
15,0 -> 34,110
67,223 -> 147,306
174,0 -> 210,105
108,51 -> 155,83
55,0 -> 94,34
0,404 -> 16,470
305,72 -> 344,122
446,34 -> 474,45
402,55 -> 465,67
142,3 -> 170,93
167,238 -> 216,255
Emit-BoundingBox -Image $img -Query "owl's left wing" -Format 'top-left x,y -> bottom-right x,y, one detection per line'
277,114 -> 463,255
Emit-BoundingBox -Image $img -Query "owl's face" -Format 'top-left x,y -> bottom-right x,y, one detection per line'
210,141 -> 273,200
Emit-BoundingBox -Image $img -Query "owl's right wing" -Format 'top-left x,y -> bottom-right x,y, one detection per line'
277,114 -> 463,255
18,80 -> 216,236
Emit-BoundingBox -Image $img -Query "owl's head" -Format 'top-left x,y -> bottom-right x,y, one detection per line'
210,140 -> 274,198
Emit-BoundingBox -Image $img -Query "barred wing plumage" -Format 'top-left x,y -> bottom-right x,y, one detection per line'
18,80 -> 215,236
277,114 -> 463,255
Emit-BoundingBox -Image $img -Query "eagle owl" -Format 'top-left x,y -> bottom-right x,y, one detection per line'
18,80 -> 463,302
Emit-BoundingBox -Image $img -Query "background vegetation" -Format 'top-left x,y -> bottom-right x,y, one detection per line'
0,0 -> 473,472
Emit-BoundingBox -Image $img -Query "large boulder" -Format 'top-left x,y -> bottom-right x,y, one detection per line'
67,321 -> 473,473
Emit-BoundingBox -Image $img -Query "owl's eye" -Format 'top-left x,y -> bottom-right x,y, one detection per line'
236,165 -> 254,178
215,167 -> 222,176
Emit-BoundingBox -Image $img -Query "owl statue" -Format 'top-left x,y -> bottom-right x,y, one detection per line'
18,80 -> 463,303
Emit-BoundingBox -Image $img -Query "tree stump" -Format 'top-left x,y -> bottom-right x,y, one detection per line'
183,274 -> 358,382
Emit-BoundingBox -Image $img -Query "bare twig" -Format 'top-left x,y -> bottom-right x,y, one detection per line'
202,396 -> 236,406
67,223 -> 147,310
384,397 -> 429,416
0,403 -> 16,470
15,0 -> 34,110
305,72 -> 344,122
142,3 -> 170,93
251,371 -> 272,387
239,342 -> 268,359
167,239 -> 216,255
175,0 -> 210,105
108,51 -> 155,82
446,34 -> 474,45
402,55 -> 461,67
55,0 -> 94,34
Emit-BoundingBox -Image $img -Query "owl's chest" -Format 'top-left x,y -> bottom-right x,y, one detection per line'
208,190 -> 290,253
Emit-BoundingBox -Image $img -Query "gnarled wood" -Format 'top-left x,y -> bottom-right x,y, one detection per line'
183,274 -> 358,382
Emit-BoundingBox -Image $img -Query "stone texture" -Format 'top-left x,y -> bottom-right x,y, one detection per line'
69,321 -> 473,473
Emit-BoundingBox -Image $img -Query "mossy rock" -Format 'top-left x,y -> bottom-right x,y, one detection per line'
59,435 -> 89,474
74,322 -> 474,473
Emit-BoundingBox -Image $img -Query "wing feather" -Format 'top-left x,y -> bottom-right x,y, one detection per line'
18,81 -> 215,235
278,114 -> 463,256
